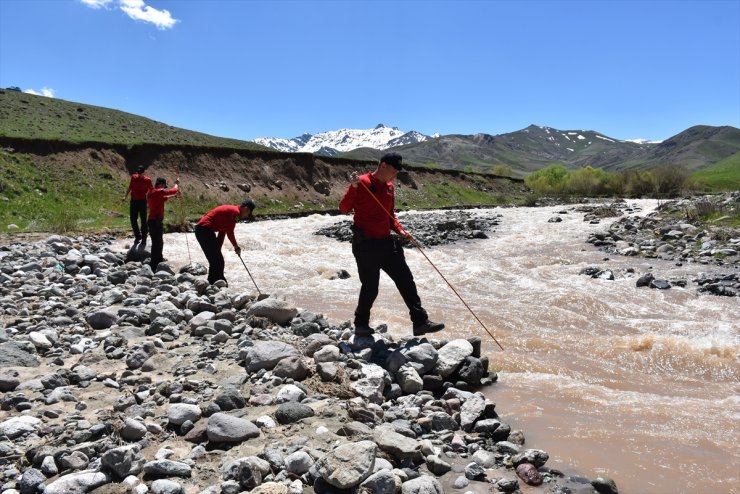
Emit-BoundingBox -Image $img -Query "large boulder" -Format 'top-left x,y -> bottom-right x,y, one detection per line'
245,296 -> 298,325
240,341 -> 300,372
316,441 -> 377,489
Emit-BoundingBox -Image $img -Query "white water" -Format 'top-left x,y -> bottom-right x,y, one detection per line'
129,200 -> 739,494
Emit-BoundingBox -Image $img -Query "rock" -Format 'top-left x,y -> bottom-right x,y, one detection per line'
512,449 -> 549,468
397,364 -> 423,394
374,425 -> 423,463
592,477 -> 619,494
0,416 -> 42,439
350,364 -> 387,404
284,451 -> 314,475
400,475 -> 444,494
425,455 -> 452,476
275,384 -> 307,403
240,341 -> 300,372
86,308 -> 118,329
361,469 -> 399,494
43,471 -> 111,494
168,403 -> 202,425
316,440 -> 377,489
0,342 -> 39,367
207,413 -> 260,443
275,402 -> 315,424
273,356 -> 309,381
245,296 -> 298,325
251,482 -> 288,494
214,388 -> 246,411
0,371 -> 21,391
151,479 -> 184,494
143,459 -> 192,478
120,417 -> 148,441
460,393 -> 486,432
471,449 -> 497,468
101,445 -> 144,478
20,468 -> 45,494
515,463 -> 542,486
434,339 -> 474,378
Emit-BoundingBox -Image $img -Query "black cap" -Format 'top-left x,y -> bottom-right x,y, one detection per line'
380,152 -> 405,172
136,166 -> 145,174
241,199 -> 256,211
155,177 -> 167,187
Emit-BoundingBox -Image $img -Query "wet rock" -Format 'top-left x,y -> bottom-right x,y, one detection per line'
434,339 -> 474,378
516,462 -> 542,486
592,476 -> 619,494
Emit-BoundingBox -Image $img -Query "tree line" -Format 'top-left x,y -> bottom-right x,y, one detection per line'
523,164 -> 694,198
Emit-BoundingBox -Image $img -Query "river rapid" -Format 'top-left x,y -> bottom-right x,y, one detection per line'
153,199 -> 738,494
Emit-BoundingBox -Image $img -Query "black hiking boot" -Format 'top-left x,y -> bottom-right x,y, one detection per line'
354,324 -> 375,337
413,320 -> 445,337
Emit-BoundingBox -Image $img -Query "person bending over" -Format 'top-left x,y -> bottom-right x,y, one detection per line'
194,199 -> 256,285
339,152 -> 444,338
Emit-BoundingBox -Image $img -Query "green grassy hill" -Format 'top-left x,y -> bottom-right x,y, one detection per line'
0,88 -> 268,150
690,152 -> 740,191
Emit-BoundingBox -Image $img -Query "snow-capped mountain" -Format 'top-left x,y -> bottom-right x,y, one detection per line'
254,124 -> 433,156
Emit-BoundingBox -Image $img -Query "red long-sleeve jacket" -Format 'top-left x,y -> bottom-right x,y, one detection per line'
127,174 -> 153,200
196,205 -> 241,248
339,172 -> 403,239
147,186 -> 179,221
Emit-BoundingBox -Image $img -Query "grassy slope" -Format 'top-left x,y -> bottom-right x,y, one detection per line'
0,149 -> 125,232
0,89 -> 267,150
690,152 -> 740,191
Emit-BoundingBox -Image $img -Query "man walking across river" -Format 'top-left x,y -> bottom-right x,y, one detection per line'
195,200 -> 256,285
339,152 -> 444,337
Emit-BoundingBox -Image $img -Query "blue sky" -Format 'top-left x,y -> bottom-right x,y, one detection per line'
1,0 -> 738,142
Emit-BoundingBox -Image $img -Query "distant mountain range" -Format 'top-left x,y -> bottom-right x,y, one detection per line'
254,124 -> 435,156
256,123 -> 740,176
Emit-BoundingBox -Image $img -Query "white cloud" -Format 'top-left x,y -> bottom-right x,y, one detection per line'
24,87 -> 56,98
119,0 -> 178,30
81,0 -> 178,29
81,0 -> 114,8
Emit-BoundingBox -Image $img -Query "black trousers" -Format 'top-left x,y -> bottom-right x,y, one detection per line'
195,225 -> 226,284
130,199 -> 148,240
147,219 -> 164,271
352,236 -> 428,327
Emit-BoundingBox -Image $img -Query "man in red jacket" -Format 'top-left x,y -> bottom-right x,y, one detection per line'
124,166 -> 153,245
146,177 -> 179,271
339,152 -> 444,338
195,199 -> 256,285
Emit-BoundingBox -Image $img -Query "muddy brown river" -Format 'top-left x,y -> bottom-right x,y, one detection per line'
153,199 -> 738,494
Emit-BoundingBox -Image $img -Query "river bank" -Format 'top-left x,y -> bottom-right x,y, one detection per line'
0,230 -> 617,493
1,196 -> 738,494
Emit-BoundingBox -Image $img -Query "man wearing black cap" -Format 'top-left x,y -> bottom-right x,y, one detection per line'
146,177 -> 179,271
339,152 -> 445,338
194,199 -> 256,285
124,166 -> 153,245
